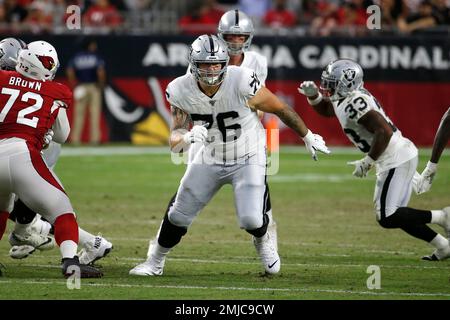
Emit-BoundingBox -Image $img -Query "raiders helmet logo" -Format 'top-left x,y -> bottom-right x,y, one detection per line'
343,69 -> 356,82
37,55 -> 55,71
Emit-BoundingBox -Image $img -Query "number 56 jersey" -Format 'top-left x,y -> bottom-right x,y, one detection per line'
332,89 -> 417,173
166,65 -> 266,165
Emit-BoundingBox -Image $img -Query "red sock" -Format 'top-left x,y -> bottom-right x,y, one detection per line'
53,213 -> 79,246
0,211 -> 9,240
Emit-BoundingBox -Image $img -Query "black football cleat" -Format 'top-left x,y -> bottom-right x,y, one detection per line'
61,256 -> 103,278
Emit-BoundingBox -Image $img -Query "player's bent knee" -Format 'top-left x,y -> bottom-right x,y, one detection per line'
168,210 -> 193,228
378,207 -> 407,229
244,214 -> 268,238
240,215 -> 263,231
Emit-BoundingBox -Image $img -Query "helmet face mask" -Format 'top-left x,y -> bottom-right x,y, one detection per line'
221,34 -> 250,55
320,59 -> 364,101
16,41 -> 59,81
189,35 -> 229,86
320,71 -> 337,99
218,10 -> 254,55
196,62 -> 228,86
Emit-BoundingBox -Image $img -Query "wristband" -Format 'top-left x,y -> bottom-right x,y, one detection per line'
307,92 -> 323,106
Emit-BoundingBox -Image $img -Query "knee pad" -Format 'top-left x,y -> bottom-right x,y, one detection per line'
378,207 -> 410,229
168,209 -> 193,228
245,213 -> 269,238
157,213 -> 187,248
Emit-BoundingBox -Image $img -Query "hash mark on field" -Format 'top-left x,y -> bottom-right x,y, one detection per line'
17,257 -> 449,270
0,280 -> 449,298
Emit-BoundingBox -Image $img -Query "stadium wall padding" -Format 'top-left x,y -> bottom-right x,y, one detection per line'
17,34 -> 450,146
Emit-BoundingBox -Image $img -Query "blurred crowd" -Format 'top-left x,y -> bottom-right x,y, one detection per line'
0,0 -> 449,35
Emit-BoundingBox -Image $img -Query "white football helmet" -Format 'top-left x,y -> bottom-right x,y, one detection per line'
218,10 -> 254,55
16,41 -> 59,81
0,38 -> 27,71
320,59 -> 364,101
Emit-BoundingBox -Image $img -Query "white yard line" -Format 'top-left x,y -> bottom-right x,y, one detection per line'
11,256 -> 449,270
0,279 -> 448,298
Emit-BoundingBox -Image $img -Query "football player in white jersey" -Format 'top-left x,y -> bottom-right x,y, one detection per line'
129,35 -> 330,276
0,38 -> 112,265
298,59 -> 450,261
415,107 -> 450,194
168,9 -> 279,254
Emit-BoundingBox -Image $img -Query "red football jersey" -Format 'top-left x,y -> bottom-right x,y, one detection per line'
0,70 -> 72,150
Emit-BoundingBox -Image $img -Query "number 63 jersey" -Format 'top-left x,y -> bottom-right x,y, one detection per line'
166,65 -> 266,165
332,88 -> 418,173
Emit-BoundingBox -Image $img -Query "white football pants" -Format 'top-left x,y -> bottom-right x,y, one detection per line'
373,156 -> 418,220
168,154 -> 269,231
0,138 -> 74,223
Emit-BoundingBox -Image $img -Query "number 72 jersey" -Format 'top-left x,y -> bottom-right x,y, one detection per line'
0,70 -> 72,150
332,89 -> 417,172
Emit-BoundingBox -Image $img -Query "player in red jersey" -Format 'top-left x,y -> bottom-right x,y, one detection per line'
0,40 -> 102,278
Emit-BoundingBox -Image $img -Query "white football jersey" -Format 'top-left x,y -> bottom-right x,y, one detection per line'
166,65 -> 266,164
241,51 -> 268,86
332,88 -> 417,172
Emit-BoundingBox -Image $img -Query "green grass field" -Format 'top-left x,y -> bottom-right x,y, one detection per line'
0,146 -> 449,300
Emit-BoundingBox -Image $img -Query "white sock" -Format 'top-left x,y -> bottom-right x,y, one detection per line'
13,221 -> 31,234
431,210 -> 445,226
33,218 -> 51,236
60,240 -> 78,258
78,228 -> 95,247
430,234 -> 448,249
149,241 -> 171,261
266,209 -> 276,226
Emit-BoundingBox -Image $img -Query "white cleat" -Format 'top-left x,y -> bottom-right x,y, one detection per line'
9,245 -> 36,259
8,231 -> 55,252
253,232 -> 280,275
267,214 -> 278,253
78,235 -> 113,265
129,257 -> 165,276
442,207 -> 450,239
9,215 -> 55,254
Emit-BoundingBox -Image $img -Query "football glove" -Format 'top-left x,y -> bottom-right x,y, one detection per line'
302,130 -> 330,161
43,129 -> 54,149
183,125 -> 208,144
415,161 -> 437,194
347,155 -> 374,178
298,81 -> 319,98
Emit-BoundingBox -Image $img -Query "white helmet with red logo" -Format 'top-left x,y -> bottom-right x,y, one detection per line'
16,40 -> 59,81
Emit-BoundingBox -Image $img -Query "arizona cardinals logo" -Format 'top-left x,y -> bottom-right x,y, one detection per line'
37,55 -> 55,71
